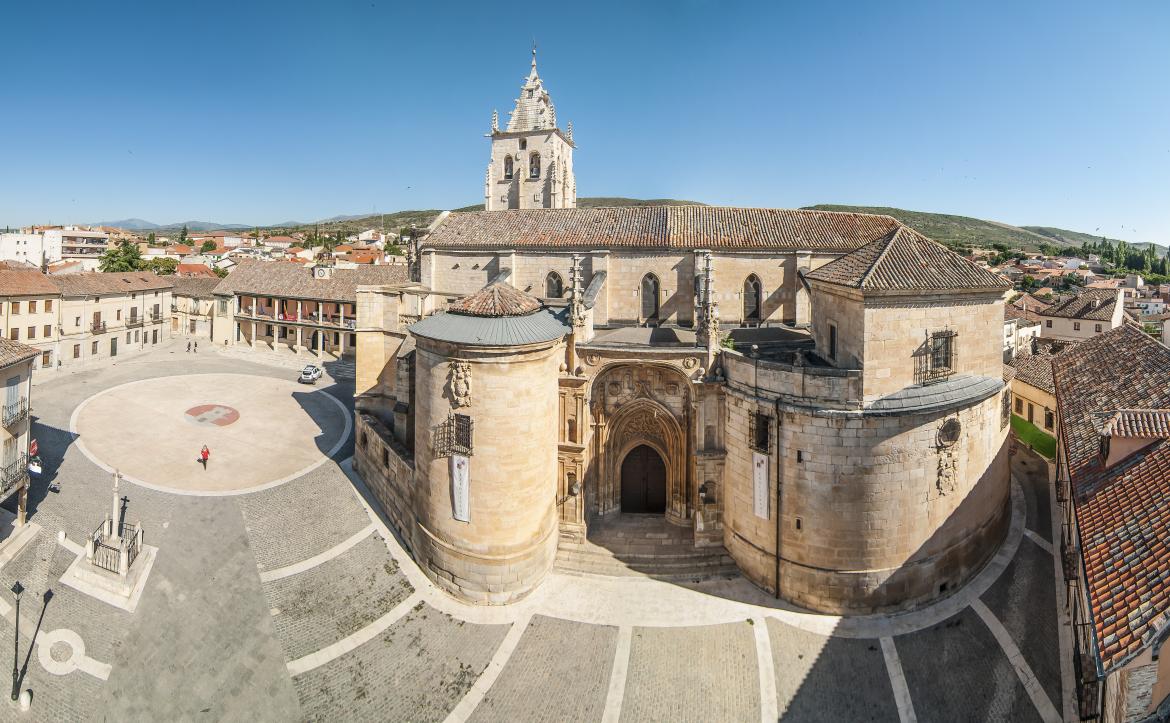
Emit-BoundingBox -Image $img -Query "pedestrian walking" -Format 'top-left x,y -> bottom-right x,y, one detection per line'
200,445 -> 210,470
194,341 -> 198,353
187,341 -> 191,352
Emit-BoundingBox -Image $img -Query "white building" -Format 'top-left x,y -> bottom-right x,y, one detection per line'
0,232 -> 60,267
1037,288 -> 1125,341
44,228 -> 110,271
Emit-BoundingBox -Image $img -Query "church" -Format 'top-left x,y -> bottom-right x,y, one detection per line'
352,51 -> 1013,614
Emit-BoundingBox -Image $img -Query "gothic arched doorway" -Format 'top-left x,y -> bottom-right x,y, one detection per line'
620,445 -> 667,514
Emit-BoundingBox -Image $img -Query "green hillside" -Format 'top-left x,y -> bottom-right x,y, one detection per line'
1023,226 -> 1167,257
803,205 -> 1064,251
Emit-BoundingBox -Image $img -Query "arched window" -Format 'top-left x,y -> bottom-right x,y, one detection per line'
545,271 -> 564,298
743,275 -> 762,322
641,274 -> 660,321
529,152 -> 541,179
503,155 -> 513,180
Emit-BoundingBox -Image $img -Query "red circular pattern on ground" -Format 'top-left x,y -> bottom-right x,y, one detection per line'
184,404 -> 241,427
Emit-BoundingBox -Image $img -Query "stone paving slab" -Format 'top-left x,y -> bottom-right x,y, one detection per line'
766,618 -> 898,722
293,602 -> 509,722
469,615 -> 618,723
239,463 -> 371,571
981,534 -> 1063,712
622,621 -> 760,722
897,607 -> 1043,723
264,531 -> 413,661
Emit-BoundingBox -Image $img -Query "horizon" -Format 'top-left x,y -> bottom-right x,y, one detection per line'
1,0 -> 1167,244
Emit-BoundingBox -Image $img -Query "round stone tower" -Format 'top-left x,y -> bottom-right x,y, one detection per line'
407,282 -> 567,604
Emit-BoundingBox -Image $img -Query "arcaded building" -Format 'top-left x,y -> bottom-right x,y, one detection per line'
351,54 -> 1013,612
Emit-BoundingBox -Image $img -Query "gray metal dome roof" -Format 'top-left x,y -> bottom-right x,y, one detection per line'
409,306 -> 568,347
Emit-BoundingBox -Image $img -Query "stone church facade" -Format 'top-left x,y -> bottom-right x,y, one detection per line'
352,54 -> 1013,614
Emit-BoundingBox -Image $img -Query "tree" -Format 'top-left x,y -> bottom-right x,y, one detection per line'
213,266 -> 229,278
143,258 -> 178,275
147,232 -> 157,244
1020,274 -> 1038,291
179,225 -> 188,246
98,241 -> 143,272
200,240 -> 216,253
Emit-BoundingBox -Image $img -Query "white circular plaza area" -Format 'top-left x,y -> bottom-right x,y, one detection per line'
71,373 -> 350,495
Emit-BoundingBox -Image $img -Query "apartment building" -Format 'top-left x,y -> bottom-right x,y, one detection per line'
0,337 -> 37,527
0,232 -> 60,267
46,228 -> 110,271
54,272 -> 174,367
0,270 -> 63,372
170,276 -> 221,339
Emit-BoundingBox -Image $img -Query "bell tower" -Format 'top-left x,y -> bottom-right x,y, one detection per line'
484,47 -> 576,211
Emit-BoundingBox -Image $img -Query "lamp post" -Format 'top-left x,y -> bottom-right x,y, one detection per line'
10,580 -> 22,702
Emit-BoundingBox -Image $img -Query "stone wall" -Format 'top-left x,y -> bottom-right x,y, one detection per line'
354,413 -> 416,553
411,336 -> 563,604
721,353 -> 1011,613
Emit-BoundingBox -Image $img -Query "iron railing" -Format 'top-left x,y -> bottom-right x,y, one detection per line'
126,316 -> 144,328
91,321 -> 107,334
123,523 -> 142,569
0,454 -> 28,493
90,522 -> 120,573
914,330 -> 958,385
2,398 -> 28,428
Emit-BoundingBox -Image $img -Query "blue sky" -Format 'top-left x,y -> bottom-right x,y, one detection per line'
1,0 -> 1167,243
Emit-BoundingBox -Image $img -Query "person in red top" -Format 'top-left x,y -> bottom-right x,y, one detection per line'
200,445 -> 210,470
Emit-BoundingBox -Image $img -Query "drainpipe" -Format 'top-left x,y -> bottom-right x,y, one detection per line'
774,395 -> 782,599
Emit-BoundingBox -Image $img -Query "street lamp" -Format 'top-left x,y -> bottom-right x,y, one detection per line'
10,580 -> 22,702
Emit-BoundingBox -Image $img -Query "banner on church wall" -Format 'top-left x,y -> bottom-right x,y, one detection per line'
752,451 -> 769,520
450,455 -> 470,522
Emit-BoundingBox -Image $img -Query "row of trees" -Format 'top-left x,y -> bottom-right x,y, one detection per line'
1074,237 -> 1170,277
98,240 -> 224,276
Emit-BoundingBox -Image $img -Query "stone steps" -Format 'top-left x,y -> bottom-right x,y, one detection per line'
555,540 -> 739,582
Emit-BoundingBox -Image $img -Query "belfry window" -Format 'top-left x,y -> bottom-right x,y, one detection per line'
529,152 -> 541,179
640,274 -> 660,321
503,155 -> 513,180
743,275 -> 762,322
545,271 -> 564,298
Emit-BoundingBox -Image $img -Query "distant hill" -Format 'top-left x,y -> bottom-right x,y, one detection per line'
96,218 -> 160,230
803,205 -> 1064,251
1023,225 -> 1167,257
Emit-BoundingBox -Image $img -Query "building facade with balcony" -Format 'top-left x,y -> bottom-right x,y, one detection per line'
0,337 -> 38,529
45,228 -> 111,271
170,277 -> 221,339
0,269 -> 63,373
210,261 -> 407,359
53,272 -> 174,368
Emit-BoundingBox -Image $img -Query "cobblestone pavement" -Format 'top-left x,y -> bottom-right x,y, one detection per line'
0,348 -> 1071,722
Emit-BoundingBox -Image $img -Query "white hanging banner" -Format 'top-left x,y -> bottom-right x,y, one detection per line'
752,451 -> 769,520
450,454 -> 471,522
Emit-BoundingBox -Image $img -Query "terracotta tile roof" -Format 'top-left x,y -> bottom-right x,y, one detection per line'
1041,288 -> 1120,321
169,276 -> 223,299
0,337 -> 39,368
53,271 -> 174,296
1091,410 -> 1170,439
1008,353 -> 1056,394
1053,324 -> 1170,671
1005,293 -> 1051,324
803,225 -> 1011,292
211,261 -> 407,303
0,270 -> 61,296
448,282 -> 542,317
175,263 -> 218,278
424,206 -> 903,252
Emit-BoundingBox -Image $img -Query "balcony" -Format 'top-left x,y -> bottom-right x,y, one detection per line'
0,454 -> 28,494
147,312 -> 163,323
2,398 -> 28,428
91,321 -> 107,334
126,316 -> 144,328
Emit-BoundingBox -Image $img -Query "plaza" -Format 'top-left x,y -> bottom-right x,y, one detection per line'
0,339 -> 1072,721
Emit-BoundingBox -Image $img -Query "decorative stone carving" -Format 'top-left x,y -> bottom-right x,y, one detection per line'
936,450 -> 958,496
682,357 -> 698,370
937,417 -> 962,447
585,354 -> 600,366
449,361 -> 472,408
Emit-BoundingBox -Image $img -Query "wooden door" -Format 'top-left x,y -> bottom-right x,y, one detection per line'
620,445 -> 667,514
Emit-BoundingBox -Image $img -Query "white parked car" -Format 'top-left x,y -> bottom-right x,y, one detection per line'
299,365 -> 323,384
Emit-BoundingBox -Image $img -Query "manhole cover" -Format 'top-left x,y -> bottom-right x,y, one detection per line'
184,404 -> 240,427
50,641 -> 71,662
